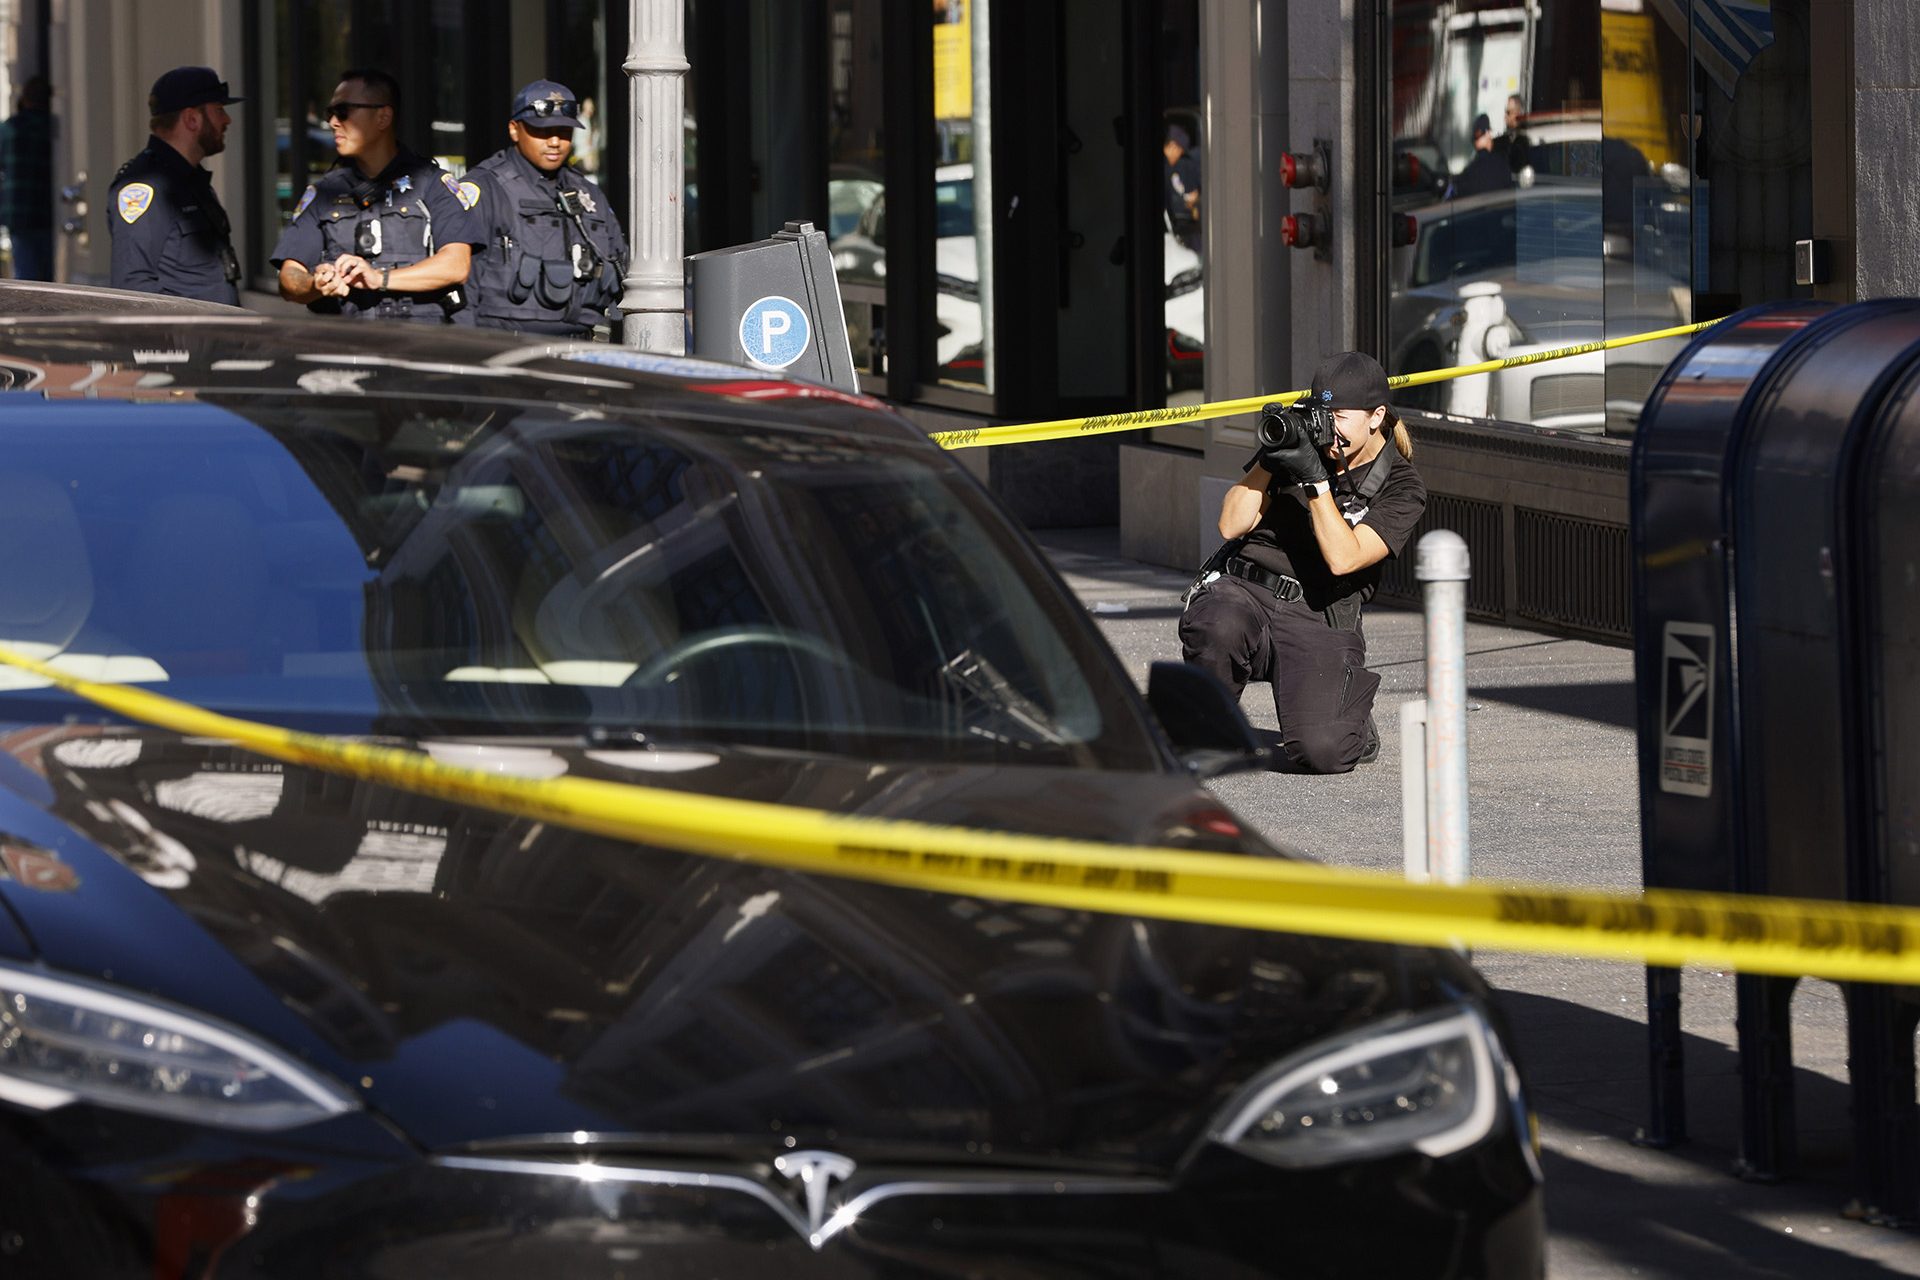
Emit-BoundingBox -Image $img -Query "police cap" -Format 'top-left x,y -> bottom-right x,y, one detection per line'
150,66 -> 241,116
511,80 -> 583,130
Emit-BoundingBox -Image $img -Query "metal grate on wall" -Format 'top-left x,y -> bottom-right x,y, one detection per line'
1514,506 -> 1631,640
1377,493 -> 1505,619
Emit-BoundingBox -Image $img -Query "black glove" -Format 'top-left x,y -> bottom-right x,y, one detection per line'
1255,406 -> 1330,489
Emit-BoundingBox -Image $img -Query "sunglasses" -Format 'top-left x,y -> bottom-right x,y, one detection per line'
521,98 -> 579,120
326,100 -> 386,121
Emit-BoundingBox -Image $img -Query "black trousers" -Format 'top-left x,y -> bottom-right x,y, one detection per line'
1178,575 -> 1380,774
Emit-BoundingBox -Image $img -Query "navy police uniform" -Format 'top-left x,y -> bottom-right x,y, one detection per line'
109,65 -> 244,305
465,81 -> 628,337
270,149 -> 485,323
467,146 -> 627,336
109,139 -> 240,304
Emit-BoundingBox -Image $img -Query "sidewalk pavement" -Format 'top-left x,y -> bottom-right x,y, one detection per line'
1035,526 -> 1920,1279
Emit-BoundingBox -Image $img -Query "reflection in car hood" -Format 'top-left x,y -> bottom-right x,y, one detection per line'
0,725 -> 1458,1172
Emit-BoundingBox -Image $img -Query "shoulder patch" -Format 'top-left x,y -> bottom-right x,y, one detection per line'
292,185 -> 317,221
116,183 -> 155,224
441,172 -> 479,210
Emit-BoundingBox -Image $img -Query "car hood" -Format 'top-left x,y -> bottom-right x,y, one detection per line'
0,724 -> 1459,1172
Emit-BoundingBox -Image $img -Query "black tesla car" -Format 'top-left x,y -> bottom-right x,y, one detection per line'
0,317 -> 1543,1277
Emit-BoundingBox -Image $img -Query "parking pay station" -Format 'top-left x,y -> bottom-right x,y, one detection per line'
686,220 -> 859,392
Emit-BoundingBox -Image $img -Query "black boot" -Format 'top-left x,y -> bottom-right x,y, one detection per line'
1357,715 -> 1381,765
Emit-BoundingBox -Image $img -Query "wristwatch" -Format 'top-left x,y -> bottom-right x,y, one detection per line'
380,265 -> 392,291
1305,480 -> 1331,499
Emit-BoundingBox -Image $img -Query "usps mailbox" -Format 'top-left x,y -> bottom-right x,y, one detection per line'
1726,300 -> 1920,1186
1630,301 -> 1832,1159
1833,342 -> 1920,1226
686,220 -> 859,392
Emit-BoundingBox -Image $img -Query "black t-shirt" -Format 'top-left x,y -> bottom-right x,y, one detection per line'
1236,447 -> 1427,609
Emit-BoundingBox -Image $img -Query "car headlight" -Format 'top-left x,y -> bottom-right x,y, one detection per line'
1212,1007 -> 1505,1169
0,965 -> 358,1131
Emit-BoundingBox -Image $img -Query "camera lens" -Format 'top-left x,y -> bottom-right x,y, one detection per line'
1257,403 -> 1303,452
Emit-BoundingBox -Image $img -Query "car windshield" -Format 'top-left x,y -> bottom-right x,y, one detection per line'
0,397 -> 1155,769
934,174 -> 973,239
1411,192 -> 1601,289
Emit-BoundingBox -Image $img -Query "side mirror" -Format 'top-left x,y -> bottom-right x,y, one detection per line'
1146,661 -> 1270,778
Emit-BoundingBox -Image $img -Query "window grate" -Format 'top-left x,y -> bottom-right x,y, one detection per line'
1514,507 -> 1630,639
1376,493 -> 1504,620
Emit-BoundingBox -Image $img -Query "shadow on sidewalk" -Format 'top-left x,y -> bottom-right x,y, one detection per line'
1471,680 -> 1636,731
1494,988 -> 1916,1277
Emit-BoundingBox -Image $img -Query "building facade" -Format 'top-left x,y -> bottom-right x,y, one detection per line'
5,0 -> 1908,638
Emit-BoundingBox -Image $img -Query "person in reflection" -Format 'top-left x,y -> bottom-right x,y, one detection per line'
1494,95 -> 1531,177
1448,113 -> 1513,200
1180,353 -> 1426,774
1163,123 -> 1202,258
0,76 -> 54,280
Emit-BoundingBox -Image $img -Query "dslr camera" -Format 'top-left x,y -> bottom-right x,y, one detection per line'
1256,399 -> 1336,454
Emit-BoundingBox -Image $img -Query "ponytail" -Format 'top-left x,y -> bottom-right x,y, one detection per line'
1385,408 -> 1413,460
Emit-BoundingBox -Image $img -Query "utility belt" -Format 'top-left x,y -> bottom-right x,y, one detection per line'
1220,555 -> 1303,601
1184,543 -> 1365,632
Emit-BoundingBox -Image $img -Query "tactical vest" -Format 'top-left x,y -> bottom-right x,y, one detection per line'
309,161 -> 467,323
470,154 -> 625,333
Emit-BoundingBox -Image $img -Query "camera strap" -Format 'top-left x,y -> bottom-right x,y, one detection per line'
1331,443 -> 1396,527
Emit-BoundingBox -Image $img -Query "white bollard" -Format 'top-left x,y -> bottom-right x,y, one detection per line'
1401,698 -> 1429,879
1416,530 -> 1471,884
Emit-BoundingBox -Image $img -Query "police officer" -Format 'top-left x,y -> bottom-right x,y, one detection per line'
465,80 -> 627,337
1163,123 -> 1201,257
272,68 -> 484,322
108,66 -> 242,304
1179,352 -> 1427,774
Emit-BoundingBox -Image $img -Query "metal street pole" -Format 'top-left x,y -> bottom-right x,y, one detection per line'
1416,529 -> 1471,884
622,0 -> 688,351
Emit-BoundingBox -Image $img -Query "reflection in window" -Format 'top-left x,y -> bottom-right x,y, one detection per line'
827,0 -> 887,377
1161,1 -> 1204,405
270,0 -> 350,224
1388,0 -> 1617,433
931,0 -> 992,391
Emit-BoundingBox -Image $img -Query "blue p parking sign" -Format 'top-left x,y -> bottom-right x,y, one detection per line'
739,295 -> 811,370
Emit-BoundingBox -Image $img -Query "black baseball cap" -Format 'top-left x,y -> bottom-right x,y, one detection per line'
1310,351 -> 1391,411
511,79 -> 583,129
150,67 -> 241,116
1472,112 -> 1492,137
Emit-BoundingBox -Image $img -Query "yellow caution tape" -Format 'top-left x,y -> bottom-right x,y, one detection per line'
933,318 -> 1719,451
3,641 -> 1915,985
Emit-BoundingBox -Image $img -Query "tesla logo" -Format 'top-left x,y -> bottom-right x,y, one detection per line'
774,1150 -> 855,1247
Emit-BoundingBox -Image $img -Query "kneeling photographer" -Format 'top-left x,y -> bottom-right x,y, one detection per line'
1179,351 -> 1426,773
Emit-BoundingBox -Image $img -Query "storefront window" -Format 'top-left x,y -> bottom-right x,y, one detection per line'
269,0 -> 350,222
930,0 -> 992,391
827,0 -> 886,377
1388,0 -> 1611,433
1387,0 -> 1808,437
546,0 -> 612,189
1161,1 -> 1204,406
